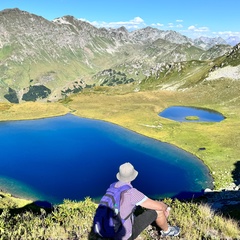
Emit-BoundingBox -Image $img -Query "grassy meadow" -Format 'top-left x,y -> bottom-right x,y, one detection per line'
66,84 -> 240,189
0,81 -> 240,239
0,102 -> 69,121
0,197 -> 239,240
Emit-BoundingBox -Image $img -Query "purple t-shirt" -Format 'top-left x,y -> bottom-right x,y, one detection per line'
114,181 -> 148,240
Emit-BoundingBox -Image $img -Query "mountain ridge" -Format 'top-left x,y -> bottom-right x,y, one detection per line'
0,8 -> 238,103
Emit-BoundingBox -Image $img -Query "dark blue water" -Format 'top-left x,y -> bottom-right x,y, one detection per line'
0,114 -> 213,204
159,106 -> 225,122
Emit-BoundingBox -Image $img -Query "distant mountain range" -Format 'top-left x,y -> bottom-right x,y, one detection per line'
0,8 -> 239,103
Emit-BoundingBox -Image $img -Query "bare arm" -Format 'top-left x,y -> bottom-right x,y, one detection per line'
140,198 -> 171,232
140,198 -> 168,211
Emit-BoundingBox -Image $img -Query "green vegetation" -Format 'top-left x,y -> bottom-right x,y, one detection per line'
140,60 -> 212,91
0,197 -> 239,239
185,116 -> 199,121
0,102 -> 69,121
0,45 -> 14,60
0,198 -> 96,239
0,77 -> 240,188
65,82 -> 240,189
1,13 -> 240,238
0,192 -> 32,209
0,75 -> 240,239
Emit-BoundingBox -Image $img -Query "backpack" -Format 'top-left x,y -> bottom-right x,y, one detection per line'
93,182 -> 132,238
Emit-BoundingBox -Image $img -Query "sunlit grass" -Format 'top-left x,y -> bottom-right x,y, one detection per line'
0,84 -> 240,239
0,102 -> 69,121
66,86 -> 240,189
0,198 -> 239,239
0,79 -> 240,239
0,85 -> 239,189
163,199 -> 240,239
0,192 -> 32,209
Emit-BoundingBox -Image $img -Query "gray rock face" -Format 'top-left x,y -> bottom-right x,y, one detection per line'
0,8 -> 235,102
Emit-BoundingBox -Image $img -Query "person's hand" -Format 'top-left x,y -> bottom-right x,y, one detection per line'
165,206 -> 171,218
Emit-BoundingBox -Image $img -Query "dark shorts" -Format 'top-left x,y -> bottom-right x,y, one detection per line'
128,209 -> 157,240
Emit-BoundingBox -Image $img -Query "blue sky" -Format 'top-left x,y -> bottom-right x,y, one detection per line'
0,0 -> 239,40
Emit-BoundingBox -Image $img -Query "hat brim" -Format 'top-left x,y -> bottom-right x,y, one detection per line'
116,170 -> 138,183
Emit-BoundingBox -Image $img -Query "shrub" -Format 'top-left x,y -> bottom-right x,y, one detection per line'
0,198 -> 239,239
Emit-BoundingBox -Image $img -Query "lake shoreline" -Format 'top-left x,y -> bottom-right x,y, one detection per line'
0,113 -> 214,204
1,91 -> 239,192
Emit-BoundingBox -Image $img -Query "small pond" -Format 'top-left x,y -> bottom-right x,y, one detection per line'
159,106 -> 225,122
0,114 -> 213,204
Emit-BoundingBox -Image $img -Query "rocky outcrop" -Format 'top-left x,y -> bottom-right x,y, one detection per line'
202,182 -> 240,220
0,8 -> 236,103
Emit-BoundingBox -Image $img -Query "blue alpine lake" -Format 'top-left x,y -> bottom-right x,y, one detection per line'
159,106 -> 225,122
0,114 -> 213,204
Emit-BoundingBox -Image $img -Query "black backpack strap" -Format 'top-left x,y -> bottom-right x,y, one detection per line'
103,194 -> 115,206
123,209 -> 134,221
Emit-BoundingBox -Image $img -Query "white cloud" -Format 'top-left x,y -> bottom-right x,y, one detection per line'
80,17 -> 240,41
216,31 -> 240,36
188,25 -> 209,32
188,25 -> 195,31
165,22 -> 183,29
85,17 -> 146,30
151,22 -> 164,28
176,24 -> 183,28
94,17 -> 185,32
132,17 -> 144,23
213,31 -> 240,39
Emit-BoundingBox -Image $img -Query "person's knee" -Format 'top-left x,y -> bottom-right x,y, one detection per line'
156,210 -> 166,218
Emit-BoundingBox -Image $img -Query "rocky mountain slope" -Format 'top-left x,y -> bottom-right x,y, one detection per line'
0,8 -> 236,103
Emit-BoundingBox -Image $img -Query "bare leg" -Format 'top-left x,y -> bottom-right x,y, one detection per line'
155,210 -> 169,231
